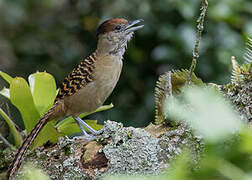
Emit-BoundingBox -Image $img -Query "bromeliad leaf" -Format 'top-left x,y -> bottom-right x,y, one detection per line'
31,122 -> 62,149
0,87 -> 10,99
0,71 -> 12,99
8,76 -> 61,149
0,108 -> 22,148
0,71 -> 13,84
28,72 -> 57,116
10,77 -> 41,134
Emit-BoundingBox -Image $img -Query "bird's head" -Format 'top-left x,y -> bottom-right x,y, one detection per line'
96,18 -> 144,55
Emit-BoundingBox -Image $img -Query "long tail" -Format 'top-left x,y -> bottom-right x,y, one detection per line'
7,110 -> 53,179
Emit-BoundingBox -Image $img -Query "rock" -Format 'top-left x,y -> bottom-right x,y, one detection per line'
4,120 -> 202,179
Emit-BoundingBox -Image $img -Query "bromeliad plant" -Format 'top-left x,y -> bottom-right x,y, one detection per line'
0,71 -> 112,149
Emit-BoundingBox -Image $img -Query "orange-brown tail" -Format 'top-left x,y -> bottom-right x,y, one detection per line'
7,110 -> 52,179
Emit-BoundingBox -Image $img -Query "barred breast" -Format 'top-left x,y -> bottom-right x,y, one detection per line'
63,53 -> 123,117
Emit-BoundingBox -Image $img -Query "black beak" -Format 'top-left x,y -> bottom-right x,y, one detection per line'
125,19 -> 144,33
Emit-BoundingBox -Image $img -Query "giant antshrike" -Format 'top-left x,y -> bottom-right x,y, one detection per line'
7,18 -> 144,179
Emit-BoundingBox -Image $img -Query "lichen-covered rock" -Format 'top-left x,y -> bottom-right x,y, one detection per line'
99,121 -> 202,178
4,120 -> 202,179
222,81 -> 252,123
18,137 -> 90,180
101,121 -> 161,176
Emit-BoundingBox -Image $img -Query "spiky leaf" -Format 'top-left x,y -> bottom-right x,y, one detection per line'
155,69 -> 205,125
231,56 -> 242,84
243,37 -> 252,64
0,108 -> 22,147
10,77 -> 41,133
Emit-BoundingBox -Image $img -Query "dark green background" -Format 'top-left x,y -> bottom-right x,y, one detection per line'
0,0 -> 251,130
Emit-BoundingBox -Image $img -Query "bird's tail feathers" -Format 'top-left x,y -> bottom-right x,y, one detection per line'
7,108 -> 54,179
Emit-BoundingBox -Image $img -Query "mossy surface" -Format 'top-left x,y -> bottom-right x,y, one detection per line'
3,121 -> 202,179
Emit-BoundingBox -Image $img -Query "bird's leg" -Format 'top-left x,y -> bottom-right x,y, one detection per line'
74,117 -> 104,135
74,117 -> 92,138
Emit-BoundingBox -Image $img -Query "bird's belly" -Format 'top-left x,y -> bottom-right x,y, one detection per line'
96,68 -> 121,105
63,82 -> 101,116
64,59 -> 122,117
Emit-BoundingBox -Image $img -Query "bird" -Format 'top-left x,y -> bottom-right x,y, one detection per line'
7,18 -> 144,179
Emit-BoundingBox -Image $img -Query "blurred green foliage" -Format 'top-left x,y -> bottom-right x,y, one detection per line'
0,0 -> 251,129
20,163 -> 50,180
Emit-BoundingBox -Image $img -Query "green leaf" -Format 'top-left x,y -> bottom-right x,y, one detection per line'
28,72 -> 57,115
0,71 -> 13,84
57,120 -> 103,136
5,73 -> 112,149
31,121 -> 62,149
0,108 -> 22,147
0,87 -> 10,99
10,77 -> 41,133
55,104 -> 112,136
171,69 -> 205,93
8,76 -> 62,149
55,103 -> 113,128
27,72 -> 61,148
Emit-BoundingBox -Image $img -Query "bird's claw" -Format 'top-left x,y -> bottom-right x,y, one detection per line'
74,116 -> 103,140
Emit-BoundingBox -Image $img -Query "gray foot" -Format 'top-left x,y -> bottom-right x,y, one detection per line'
74,117 -> 104,139
74,117 -> 92,139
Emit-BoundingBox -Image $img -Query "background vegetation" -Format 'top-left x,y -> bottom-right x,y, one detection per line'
0,0 -> 251,131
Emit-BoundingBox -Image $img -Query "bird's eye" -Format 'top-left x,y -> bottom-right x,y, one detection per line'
114,25 -> 121,30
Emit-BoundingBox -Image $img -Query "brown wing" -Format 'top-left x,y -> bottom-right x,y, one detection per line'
56,52 -> 97,100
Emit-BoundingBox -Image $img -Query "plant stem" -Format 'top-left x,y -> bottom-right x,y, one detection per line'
187,0 -> 208,84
